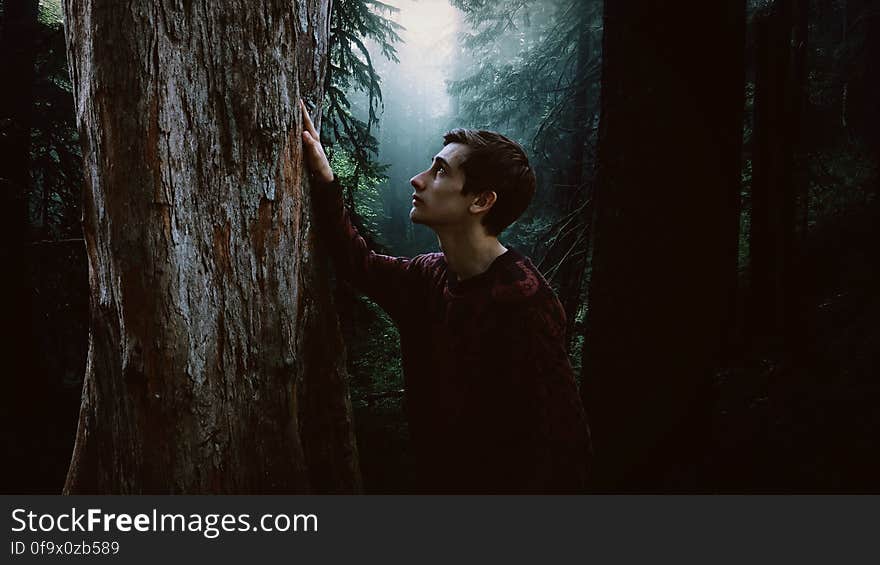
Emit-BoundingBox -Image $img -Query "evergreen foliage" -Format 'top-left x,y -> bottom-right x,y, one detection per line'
323,0 -> 403,202
30,0 -> 82,239
449,0 -> 599,158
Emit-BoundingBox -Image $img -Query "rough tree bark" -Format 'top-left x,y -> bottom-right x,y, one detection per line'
582,0 -> 745,491
62,0 -> 361,493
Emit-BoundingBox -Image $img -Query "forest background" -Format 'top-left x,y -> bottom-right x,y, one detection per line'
0,0 -> 878,492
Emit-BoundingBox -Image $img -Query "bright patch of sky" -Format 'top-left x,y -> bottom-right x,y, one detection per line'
375,0 -> 461,120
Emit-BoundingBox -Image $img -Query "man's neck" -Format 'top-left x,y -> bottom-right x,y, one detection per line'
436,225 -> 508,280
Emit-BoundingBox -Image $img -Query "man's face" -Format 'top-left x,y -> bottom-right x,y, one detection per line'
409,143 -> 476,230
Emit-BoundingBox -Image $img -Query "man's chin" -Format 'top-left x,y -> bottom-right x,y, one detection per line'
409,210 -> 425,225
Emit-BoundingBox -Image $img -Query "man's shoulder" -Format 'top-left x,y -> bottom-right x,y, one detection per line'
491,250 -> 552,304
491,251 -> 568,344
403,252 -> 448,286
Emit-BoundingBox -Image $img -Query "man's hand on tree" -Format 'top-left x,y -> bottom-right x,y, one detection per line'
299,99 -> 334,184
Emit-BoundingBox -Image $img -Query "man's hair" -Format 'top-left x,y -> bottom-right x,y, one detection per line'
442,128 -> 536,236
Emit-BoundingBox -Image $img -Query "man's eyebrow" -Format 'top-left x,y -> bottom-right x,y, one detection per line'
433,156 -> 453,170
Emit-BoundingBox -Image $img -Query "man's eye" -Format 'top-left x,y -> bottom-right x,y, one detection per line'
437,167 -> 445,175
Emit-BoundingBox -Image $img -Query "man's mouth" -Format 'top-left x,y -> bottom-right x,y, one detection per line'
412,194 -> 423,205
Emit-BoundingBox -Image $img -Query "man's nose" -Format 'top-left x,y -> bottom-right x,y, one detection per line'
411,173 -> 425,192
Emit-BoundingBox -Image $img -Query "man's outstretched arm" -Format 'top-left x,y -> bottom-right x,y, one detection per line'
300,99 -> 426,321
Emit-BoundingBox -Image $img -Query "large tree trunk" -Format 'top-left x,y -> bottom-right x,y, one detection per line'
749,0 -> 808,345
62,0 -> 361,493
582,0 -> 745,491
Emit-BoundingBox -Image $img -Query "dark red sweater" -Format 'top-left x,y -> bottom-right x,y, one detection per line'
315,178 -> 591,493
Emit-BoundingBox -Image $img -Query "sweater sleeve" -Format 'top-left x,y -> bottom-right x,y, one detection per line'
312,175 -> 428,321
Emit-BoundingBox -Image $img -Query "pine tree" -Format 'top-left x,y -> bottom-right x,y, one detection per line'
323,0 -> 402,204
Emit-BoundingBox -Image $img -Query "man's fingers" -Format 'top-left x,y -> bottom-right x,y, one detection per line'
299,99 -> 314,134
299,99 -> 319,139
299,101 -> 334,182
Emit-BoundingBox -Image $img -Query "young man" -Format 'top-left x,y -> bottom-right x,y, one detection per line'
300,100 -> 591,493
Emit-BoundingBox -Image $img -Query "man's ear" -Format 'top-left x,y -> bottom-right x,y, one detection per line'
469,191 -> 497,215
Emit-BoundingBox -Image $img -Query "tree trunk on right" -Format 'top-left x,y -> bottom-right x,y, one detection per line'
749,0 -> 809,346
582,0 -> 745,491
